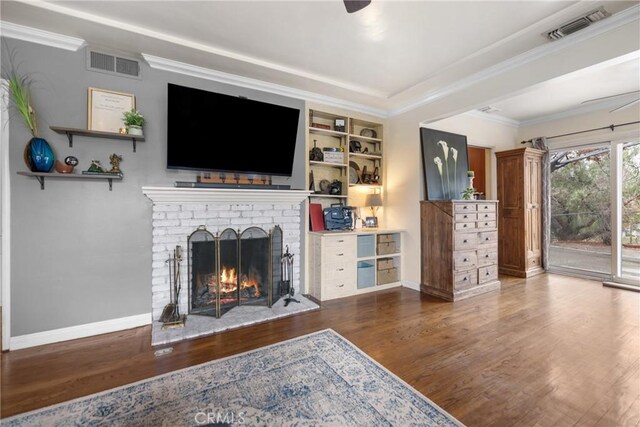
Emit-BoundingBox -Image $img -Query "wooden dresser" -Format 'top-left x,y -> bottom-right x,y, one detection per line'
420,200 -> 501,301
496,147 -> 544,278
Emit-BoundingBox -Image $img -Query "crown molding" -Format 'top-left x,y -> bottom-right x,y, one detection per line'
463,110 -> 520,128
389,4 -> 640,117
142,54 -> 388,118
0,21 -> 86,51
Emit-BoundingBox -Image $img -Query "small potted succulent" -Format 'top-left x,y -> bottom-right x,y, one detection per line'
122,109 -> 145,136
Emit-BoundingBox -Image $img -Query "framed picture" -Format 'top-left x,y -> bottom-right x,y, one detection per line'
420,128 -> 469,200
87,87 -> 135,133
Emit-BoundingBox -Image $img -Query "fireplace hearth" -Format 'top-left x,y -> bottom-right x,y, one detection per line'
188,225 -> 283,318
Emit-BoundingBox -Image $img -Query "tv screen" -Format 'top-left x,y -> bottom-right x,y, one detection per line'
167,83 -> 300,176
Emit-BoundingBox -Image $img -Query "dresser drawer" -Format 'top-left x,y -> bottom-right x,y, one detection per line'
477,212 -> 496,221
324,281 -> 353,299
478,265 -> 498,284
455,221 -> 477,231
324,235 -> 356,252
454,203 -> 477,213
476,220 -> 496,230
478,230 -> 498,245
455,213 -> 477,222
455,269 -> 478,289
477,203 -> 496,213
454,232 -> 478,250
454,251 -> 477,271
477,248 -> 497,266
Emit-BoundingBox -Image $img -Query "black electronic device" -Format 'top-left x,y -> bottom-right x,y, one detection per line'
323,205 -> 355,231
167,83 -> 301,176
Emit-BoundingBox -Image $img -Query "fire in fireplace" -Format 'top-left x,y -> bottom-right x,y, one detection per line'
188,225 -> 283,318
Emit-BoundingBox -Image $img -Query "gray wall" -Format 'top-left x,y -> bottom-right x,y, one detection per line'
2,38 -> 306,336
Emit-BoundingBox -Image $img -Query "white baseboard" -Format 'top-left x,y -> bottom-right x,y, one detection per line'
10,313 -> 151,350
402,280 -> 420,291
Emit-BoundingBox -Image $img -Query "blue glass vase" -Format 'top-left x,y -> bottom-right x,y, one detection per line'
28,137 -> 55,172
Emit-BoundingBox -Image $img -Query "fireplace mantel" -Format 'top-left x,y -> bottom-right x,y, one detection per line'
142,186 -> 311,204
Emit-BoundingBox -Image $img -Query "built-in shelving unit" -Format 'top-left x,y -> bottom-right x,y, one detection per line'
308,229 -> 402,301
307,109 -> 384,207
50,126 -> 145,152
17,171 -> 123,191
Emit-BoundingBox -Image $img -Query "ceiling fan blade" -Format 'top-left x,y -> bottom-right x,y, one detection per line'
344,0 -> 371,13
609,98 -> 640,113
581,90 -> 640,105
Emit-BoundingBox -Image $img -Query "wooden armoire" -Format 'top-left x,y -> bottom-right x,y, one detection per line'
495,147 -> 544,278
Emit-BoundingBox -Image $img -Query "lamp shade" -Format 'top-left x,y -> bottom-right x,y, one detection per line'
365,193 -> 383,207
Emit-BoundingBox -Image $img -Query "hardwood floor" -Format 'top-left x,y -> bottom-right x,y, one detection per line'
2,273 -> 639,426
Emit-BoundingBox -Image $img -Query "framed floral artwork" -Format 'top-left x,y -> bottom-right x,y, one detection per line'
420,128 -> 469,200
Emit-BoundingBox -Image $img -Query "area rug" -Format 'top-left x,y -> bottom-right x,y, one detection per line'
152,294 -> 320,346
3,329 -> 463,426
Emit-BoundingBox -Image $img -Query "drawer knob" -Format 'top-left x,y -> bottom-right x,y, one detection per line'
484,222 -> 489,226
338,239 -> 344,242
463,224 -> 467,228
337,268 -> 344,271
463,215 -> 468,218
337,253 -> 344,256
338,284 -> 344,287
463,239 -> 468,243
463,277 -> 467,281
485,254 -> 490,258
485,237 -> 490,241
486,271 -> 490,276
463,258 -> 469,262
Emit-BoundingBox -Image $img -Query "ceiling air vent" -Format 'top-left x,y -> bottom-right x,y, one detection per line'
545,6 -> 611,41
87,49 -> 141,79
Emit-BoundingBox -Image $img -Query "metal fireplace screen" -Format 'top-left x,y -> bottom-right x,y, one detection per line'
188,225 -> 283,318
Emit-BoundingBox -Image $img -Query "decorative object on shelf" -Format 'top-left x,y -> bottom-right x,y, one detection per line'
319,179 -> 330,194
334,118 -> 345,132
122,108 -> 144,136
54,159 -> 74,174
420,128 -> 469,201
309,203 -> 325,231
109,153 -> 123,174
309,139 -> 323,161
88,87 -> 135,133
360,128 -> 377,138
311,122 -> 330,130
371,166 -> 380,184
309,170 -> 316,192
27,137 -> 55,172
364,192 -> 382,228
328,180 -> 342,195
65,156 -> 79,167
119,127 -> 128,134
361,165 -> 372,184
86,159 -> 105,173
349,140 -> 361,153
349,161 -> 360,185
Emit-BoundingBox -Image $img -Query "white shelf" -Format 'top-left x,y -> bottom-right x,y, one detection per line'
349,134 -> 382,143
310,161 -> 347,168
350,153 -> 382,160
308,127 -> 348,138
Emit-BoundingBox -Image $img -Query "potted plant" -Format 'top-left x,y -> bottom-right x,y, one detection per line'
122,109 -> 145,136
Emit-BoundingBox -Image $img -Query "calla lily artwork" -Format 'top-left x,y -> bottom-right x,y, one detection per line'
420,129 -> 470,200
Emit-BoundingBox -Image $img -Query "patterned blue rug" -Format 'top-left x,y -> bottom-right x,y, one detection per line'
3,329 -> 463,426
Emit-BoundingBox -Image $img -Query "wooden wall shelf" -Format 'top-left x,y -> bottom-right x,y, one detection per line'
17,171 -> 123,191
50,126 -> 145,152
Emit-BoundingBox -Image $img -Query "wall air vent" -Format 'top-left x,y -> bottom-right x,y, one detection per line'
545,6 -> 611,41
87,49 -> 141,79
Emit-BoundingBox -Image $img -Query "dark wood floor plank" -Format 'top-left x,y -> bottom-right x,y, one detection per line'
1,273 -> 639,427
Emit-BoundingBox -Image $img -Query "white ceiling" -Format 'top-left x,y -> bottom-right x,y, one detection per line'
1,0 -> 639,122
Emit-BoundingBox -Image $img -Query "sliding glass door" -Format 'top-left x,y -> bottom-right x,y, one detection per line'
617,142 -> 640,283
549,145 -> 612,277
549,140 -> 639,285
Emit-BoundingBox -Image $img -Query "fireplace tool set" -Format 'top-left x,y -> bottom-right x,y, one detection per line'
280,245 -> 299,307
160,245 -> 186,329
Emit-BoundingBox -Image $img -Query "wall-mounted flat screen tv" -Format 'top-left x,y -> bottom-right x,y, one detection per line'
167,83 -> 301,176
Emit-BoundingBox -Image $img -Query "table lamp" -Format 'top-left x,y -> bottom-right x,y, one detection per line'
364,193 -> 383,228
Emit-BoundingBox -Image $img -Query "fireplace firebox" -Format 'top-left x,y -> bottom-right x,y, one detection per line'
188,225 -> 283,318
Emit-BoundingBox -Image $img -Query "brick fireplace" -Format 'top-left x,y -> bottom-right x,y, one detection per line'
142,187 -> 310,323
